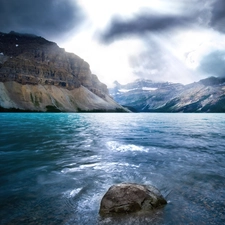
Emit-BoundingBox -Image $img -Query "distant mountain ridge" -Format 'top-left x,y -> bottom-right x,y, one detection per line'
0,31 -> 126,112
109,77 -> 225,112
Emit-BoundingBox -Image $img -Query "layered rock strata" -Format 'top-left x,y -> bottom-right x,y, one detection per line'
0,31 -> 126,112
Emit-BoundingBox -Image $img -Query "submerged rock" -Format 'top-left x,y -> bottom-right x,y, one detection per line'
99,183 -> 167,215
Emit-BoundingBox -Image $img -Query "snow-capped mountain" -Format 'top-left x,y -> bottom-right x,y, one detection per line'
109,77 -> 225,112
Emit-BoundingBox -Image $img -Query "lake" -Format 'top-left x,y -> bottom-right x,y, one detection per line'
0,113 -> 225,225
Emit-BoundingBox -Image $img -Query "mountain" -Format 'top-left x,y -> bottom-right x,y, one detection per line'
109,77 -> 225,112
0,31 -> 126,112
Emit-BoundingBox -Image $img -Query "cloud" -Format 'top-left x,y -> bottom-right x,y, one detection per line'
210,0 -> 225,33
98,0 -> 221,44
0,0 -> 85,40
99,13 -> 193,44
129,38 -> 198,84
96,0 -> 225,84
198,51 -> 225,77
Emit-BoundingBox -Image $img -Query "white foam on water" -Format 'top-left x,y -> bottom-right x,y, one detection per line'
92,162 -> 117,171
68,162 -> 77,166
106,141 -> 148,153
61,167 -> 81,174
63,188 -> 83,198
80,163 -> 99,169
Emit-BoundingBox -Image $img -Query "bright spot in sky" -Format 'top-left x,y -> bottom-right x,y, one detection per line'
64,35 -> 143,86
2,0 -> 225,87
59,0 -> 225,87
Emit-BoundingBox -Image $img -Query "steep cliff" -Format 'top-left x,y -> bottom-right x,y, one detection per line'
0,31 -> 126,112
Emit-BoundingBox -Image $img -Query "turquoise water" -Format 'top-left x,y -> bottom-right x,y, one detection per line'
0,113 -> 225,225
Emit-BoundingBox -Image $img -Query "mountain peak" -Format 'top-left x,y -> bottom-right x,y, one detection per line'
8,31 -> 39,38
109,77 -> 225,112
199,76 -> 225,86
0,31 -> 126,112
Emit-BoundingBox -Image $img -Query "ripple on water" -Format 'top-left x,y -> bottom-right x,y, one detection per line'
1,113 -> 225,225
106,141 -> 148,153
63,187 -> 83,199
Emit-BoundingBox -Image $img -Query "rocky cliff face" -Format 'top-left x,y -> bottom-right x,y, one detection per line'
0,31 -> 126,112
109,77 -> 225,112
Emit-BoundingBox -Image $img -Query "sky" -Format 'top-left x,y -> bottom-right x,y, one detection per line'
0,0 -> 225,87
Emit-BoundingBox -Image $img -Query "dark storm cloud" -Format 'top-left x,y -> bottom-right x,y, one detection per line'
198,51 -> 225,77
0,0 -> 84,39
99,13 -> 193,44
98,0 -> 225,44
210,0 -> 225,33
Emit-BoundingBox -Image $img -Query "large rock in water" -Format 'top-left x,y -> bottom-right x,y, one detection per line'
99,183 -> 167,215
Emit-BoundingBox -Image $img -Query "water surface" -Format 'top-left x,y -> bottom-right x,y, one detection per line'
0,113 -> 225,224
